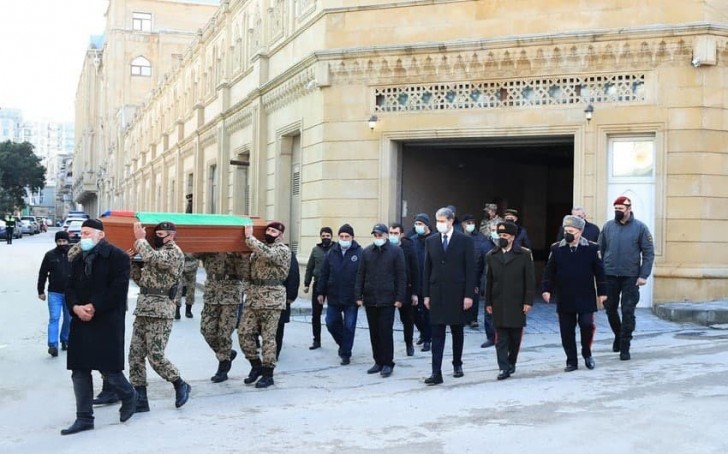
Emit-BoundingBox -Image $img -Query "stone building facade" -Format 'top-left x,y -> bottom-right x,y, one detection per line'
81,0 -> 728,306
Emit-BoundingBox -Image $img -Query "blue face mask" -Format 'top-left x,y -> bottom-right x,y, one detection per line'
490,232 -> 499,241
79,238 -> 96,251
373,238 -> 386,247
388,235 -> 400,245
414,225 -> 426,235
339,240 -> 351,249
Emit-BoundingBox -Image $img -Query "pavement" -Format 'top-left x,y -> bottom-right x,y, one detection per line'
2,231 -> 728,453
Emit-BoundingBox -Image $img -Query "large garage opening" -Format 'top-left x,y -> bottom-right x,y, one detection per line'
399,135 -> 574,281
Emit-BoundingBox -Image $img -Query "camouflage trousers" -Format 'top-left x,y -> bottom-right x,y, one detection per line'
201,304 -> 238,362
240,307 -> 281,368
129,316 -> 179,386
174,269 -> 197,307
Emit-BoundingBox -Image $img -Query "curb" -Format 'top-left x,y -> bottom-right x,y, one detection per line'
653,301 -> 728,326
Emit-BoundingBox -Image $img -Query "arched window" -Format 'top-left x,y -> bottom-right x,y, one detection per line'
131,56 -> 151,76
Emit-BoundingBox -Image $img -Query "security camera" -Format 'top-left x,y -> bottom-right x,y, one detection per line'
691,57 -> 701,68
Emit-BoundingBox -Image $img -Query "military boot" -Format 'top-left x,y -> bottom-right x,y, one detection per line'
174,305 -> 181,320
255,366 -> 274,389
134,386 -> 150,412
211,350 -> 237,383
243,359 -> 263,385
93,379 -> 119,405
172,378 -> 191,408
185,305 -> 193,318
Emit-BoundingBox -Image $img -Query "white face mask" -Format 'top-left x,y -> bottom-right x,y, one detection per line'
465,224 -> 475,233
79,238 -> 96,251
436,222 -> 449,234
339,240 -> 351,249
373,238 -> 386,247
414,225 -> 426,235
388,235 -> 400,245
490,232 -> 499,241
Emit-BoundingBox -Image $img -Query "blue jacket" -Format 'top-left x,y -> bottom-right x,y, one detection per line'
317,241 -> 363,306
598,213 -> 655,278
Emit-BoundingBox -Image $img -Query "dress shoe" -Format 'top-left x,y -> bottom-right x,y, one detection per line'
480,339 -> 495,348
48,346 -> 58,357
173,378 -> 191,408
584,356 -> 596,370
406,345 -> 415,356
508,364 -> 516,375
367,364 -> 383,374
61,341 -> 68,351
497,370 -> 511,380
309,340 -> 321,350
93,389 -> 119,406
119,389 -> 138,422
416,337 -> 424,346
620,351 -> 631,361
453,365 -> 464,378
612,338 -> 620,352
421,341 -> 431,352
469,321 -> 479,329
424,373 -> 443,385
380,365 -> 393,378
564,364 -> 578,372
340,357 -> 350,366
185,305 -> 193,318
174,306 -> 181,320
60,419 -> 94,435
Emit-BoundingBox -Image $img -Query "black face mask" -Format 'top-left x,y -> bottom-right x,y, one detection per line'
321,238 -> 332,247
154,236 -> 166,248
564,232 -> 575,243
265,234 -> 277,244
497,238 -> 509,249
614,210 -> 626,222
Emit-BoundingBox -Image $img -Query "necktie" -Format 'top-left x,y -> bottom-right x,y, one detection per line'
570,246 -> 576,253
442,234 -> 449,252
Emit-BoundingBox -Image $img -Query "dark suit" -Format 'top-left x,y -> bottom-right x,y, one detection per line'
423,229 -> 476,375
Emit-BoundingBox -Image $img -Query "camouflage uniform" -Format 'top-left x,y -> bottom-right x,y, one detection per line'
480,215 -> 504,235
174,253 -> 199,308
128,238 -> 184,387
197,252 -> 248,362
240,236 -> 291,369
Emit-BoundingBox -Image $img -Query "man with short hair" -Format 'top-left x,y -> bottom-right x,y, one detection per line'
479,203 -> 502,235
543,215 -> 607,372
61,219 -> 137,435
486,221 -> 535,381
303,226 -> 334,350
503,208 -> 532,249
422,207 -> 476,385
128,221 -> 191,412
557,207 -> 600,243
388,223 -> 420,357
355,223 -> 406,378
37,231 -> 72,357
409,213 -> 433,352
598,196 -> 655,360
318,224 -> 363,365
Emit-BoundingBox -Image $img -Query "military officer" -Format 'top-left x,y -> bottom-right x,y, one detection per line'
240,221 -> 291,389
128,221 -> 190,411
174,253 -> 199,319
196,250 -> 248,383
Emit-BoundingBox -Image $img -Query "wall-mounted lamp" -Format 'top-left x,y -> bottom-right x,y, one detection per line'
368,115 -> 378,131
691,57 -> 701,68
584,104 -> 594,122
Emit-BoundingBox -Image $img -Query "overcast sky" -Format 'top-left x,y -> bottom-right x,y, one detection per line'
0,0 -> 107,122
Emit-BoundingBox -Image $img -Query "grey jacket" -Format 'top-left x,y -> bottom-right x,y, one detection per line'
598,213 -> 655,278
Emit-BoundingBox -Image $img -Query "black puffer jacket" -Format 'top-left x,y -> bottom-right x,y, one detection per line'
37,246 -> 71,294
355,241 -> 406,307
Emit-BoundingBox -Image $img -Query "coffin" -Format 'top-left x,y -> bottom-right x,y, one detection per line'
99,211 -> 266,253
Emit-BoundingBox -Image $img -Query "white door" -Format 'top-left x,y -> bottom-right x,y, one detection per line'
606,137 -> 655,308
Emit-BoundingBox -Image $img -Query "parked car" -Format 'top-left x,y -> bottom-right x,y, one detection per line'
62,218 -> 88,231
21,216 -> 40,234
66,220 -> 83,244
19,219 -> 34,235
0,219 -> 23,240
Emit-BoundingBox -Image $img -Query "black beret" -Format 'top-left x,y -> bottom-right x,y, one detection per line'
82,219 -> 104,231
154,221 -> 176,231
267,221 -> 285,233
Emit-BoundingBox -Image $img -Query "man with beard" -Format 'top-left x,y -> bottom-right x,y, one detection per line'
37,231 -> 72,357
303,227 -> 334,349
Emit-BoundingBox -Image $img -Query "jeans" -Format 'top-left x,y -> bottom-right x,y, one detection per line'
325,304 -> 359,358
364,306 -> 396,367
604,276 -> 640,350
48,292 -> 71,347
431,324 -> 464,374
71,370 -> 134,421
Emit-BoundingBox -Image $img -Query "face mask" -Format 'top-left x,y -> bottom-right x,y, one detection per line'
373,238 -> 386,247
497,237 -> 509,249
436,222 -> 448,233
339,240 -> 351,249
265,234 -> 277,244
414,225 -> 426,235
388,235 -> 400,245
564,232 -> 575,243
465,224 -> 475,233
321,238 -> 332,247
154,236 -> 166,248
614,210 -> 625,222
490,232 -> 499,241
79,238 -> 96,251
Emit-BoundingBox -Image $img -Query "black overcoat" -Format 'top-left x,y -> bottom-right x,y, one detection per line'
422,230 -> 476,325
541,239 -> 607,313
65,240 -> 131,371
485,247 -> 535,328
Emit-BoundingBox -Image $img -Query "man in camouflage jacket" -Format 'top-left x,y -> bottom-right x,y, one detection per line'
128,221 -> 190,411
240,221 -> 291,389
195,250 -> 248,383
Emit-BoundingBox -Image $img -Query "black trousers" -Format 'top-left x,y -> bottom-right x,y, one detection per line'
398,304 -> 415,347
604,276 -> 640,351
558,311 -> 595,366
311,282 -> 323,342
275,321 -> 285,360
413,298 -> 432,342
430,324 -> 464,374
71,369 -> 134,421
495,327 -> 523,371
365,306 -> 396,367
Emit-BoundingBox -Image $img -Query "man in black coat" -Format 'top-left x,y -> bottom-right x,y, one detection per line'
37,231 -> 72,357
422,207 -> 476,385
355,223 -> 406,378
409,213 -> 434,352
275,249 -> 300,360
61,219 -> 138,435
388,223 -> 420,357
486,221 -> 535,381
542,215 -> 607,372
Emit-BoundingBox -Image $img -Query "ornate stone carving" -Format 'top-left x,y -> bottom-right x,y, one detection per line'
262,67 -> 316,112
